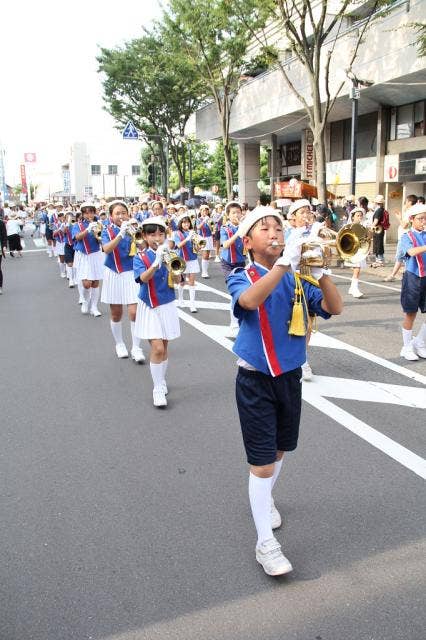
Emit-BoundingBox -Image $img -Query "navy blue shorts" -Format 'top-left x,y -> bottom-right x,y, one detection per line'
236,367 -> 302,466
45,228 -> 54,241
64,243 -> 75,263
401,271 -> 426,314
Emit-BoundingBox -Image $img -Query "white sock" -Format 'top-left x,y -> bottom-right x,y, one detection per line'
130,321 -> 140,349
178,286 -> 184,304
249,473 -> 273,547
162,358 -> 168,381
82,287 -> 90,302
402,328 -> 412,347
66,265 -> 73,280
271,458 -> 283,490
90,287 -> 100,308
72,267 -> 77,282
150,362 -> 163,391
110,320 -> 123,345
59,262 -> 66,276
415,322 -> 426,345
78,281 -> 85,300
189,285 -> 196,303
201,258 -> 209,276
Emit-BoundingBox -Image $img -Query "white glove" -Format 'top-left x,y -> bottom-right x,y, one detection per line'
306,221 -> 324,240
275,237 -> 305,271
310,267 -> 332,280
87,221 -> 98,232
187,230 -> 195,240
151,244 -> 165,268
118,221 -> 131,237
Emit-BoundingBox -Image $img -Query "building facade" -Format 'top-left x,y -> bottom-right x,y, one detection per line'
195,0 -> 426,240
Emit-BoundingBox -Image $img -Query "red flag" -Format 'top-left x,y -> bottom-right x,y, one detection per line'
20,165 -> 28,194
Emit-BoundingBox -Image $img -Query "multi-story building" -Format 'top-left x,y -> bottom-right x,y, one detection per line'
195,0 -> 426,239
64,140 -> 143,201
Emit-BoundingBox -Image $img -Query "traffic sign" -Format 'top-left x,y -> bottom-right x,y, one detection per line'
122,121 -> 139,140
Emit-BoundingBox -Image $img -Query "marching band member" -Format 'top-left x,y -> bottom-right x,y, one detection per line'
347,207 -> 366,298
133,217 -> 181,407
45,204 -> 57,258
197,204 -> 214,278
213,203 -> 224,262
173,213 -> 200,312
220,202 -> 245,334
64,211 -> 78,288
227,207 -> 342,576
101,200 -> 145,362
72,202 -> 104,316
52,212 -> 66,278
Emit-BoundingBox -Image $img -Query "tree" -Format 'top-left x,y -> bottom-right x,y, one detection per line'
164,0 -> 260,200
234,0 -> 388,202
97,26 -> 203,194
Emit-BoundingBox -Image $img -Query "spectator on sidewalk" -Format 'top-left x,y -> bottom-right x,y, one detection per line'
0,217 -> 7,293
6,212 -> 23,257
383,194 -> 417,282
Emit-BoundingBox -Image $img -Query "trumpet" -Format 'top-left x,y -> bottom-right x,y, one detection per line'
126,219 -> 146,256
162,247 -> 186,276
192,230 -> 207,254
299,223 -> 371,275
91,221 -> 104,243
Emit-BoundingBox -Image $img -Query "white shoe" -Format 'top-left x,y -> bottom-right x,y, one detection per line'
60,273 -> 66,279
301,362 -> 313,381
78,297 -> 84,305
400,344 -> 419,361
69,281 -> 75,288
190,305 -> 197,313
153,389 -> 167,407
90,307 -> 102,317
201,273 -> 210,278
115,343 -> 129,358
351,289 -> 364,298
160,380 -> 168,395
81,301 -> 89,314
271,498 -> 282,530
256,537 -> 293,576
412,339 -> 426,359
214,256 -> 220,263
131,346 -> 146,363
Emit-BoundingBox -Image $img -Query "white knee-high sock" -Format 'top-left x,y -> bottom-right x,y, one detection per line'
402,327 -> 412,346
82,287 -> 90,302
178,286 -> 184,304
189,285 -> 196,303
130,321 -> 140,349
150,362 -> 163,391
249,473 -> 273,547
110,320 -> 123,345
90,287 -> 99,308
162,358 -> 168,381
78,281 -> 85,300
72,267 -> 77,282
201,258 -> 209,276
416,322 -> 426,344
59,262 -> 66,276
66,265 -> 73,280
271,458 -> 283,490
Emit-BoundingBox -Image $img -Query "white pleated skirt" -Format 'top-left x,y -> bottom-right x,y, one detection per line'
135,300 -> 180,340
200,236 -> 214,251
54,241 -> 65,256
101,267 -> 139,304
77,251 -> 104,281
40,223 -> 46,235
184,258 -> 200,274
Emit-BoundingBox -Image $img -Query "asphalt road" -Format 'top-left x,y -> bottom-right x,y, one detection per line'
1,243 -> 425,640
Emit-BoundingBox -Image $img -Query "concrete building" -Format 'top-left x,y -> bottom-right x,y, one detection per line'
62,139 -> 144,201
195,0 -> 426,239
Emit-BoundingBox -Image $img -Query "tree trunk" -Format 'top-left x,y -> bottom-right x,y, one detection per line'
313,131 -> 327,204
223,139 -> 233,201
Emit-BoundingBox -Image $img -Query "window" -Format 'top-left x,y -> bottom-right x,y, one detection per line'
285,141 -> 301,166
108,165 -> 118,175
397,104 -> 414,139
91,165 -> 101,175
131,165 -> 141,176
414,101 -> 425,137
330,113 -> 376,161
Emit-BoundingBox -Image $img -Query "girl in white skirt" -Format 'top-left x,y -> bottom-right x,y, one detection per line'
101,200 -> 145,362
133,217 -> 181,408
53,212 -> 66,278
196,204 -> 214,278
173,214 -> 200,312
346,207 -> 367,298
71,202 -> 104,317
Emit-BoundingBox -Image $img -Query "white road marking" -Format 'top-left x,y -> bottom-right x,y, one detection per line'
332,273 -> 400,292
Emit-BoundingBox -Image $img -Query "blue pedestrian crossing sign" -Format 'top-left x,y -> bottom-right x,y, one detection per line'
122,121 -> 139,140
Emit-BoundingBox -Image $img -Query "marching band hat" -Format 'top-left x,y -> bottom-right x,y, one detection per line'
237,206 -> 284,238
80,201 -> 96,211
108,200 -> 128,213
140,215 -> 167,231
177,212 -> 192,225
288,199 -> 311,216
225,200 -> 241,214
407,203 -> 426,218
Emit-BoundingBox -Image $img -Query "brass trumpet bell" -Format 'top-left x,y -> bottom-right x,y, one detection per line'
163,249 -> 186,276
300,223 -> 371,274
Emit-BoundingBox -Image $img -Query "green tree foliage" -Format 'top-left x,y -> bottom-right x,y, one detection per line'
97,26 -> 203,194
164,0 -> 264,200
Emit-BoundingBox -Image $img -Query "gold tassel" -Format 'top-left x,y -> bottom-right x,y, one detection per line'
128,240 -> 137,257
288,273 -> 307,336
167,270 -> 174,289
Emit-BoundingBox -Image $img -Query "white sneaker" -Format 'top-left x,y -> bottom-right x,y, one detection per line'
78,298 -> 84,305
271,498 -> 282,530
60,273 -> 66,279
90,307 -> 102,317
0,288 -> 3,294
81,301 -> 89,314
115,343 -> 129,358
68,281 -> 75,288
160,380 -> 168,395
256,537 -> 293,576
400,344 -> 419,361
301,362 -> 313,381
214,256 -> 220,263
190,305 -> 197,313
352,289 -> 364,298
412,340 -> 426,359
153,389 -> 167,407
131,346 -> 146,363
201,273 -> 210,278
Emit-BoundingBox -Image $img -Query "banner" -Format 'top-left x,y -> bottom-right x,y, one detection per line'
301,129 -> 315,181
24,152 -> 37,163
20,164 -> 28,194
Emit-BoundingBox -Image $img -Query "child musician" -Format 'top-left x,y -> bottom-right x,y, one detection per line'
63,212 -> 78,288
196,204 -> 214,278
133,217 -> 181,407
220,201 -> 245,334
173,214 -> 200,312
72,202 -> 104,317
347,207 -> 367,298
227,207 -> 342,576
101,200 -> 145,362
52,212 -> 66,279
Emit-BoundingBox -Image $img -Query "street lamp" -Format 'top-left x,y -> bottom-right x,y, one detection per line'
346,69 -> 374,196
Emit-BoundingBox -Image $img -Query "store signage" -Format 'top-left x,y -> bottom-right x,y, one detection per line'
415,158 -> 426,175
24,152 -> 37,163
384,155 -> 399,182
302,129 -> 315,181
20,164 -> 28,194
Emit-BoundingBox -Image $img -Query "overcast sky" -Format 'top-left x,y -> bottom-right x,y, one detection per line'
0,0 -> 162,183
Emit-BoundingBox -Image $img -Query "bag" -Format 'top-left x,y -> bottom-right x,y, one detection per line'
381,209 -> 390,230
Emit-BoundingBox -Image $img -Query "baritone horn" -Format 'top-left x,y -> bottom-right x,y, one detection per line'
299,223 -> 371,275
